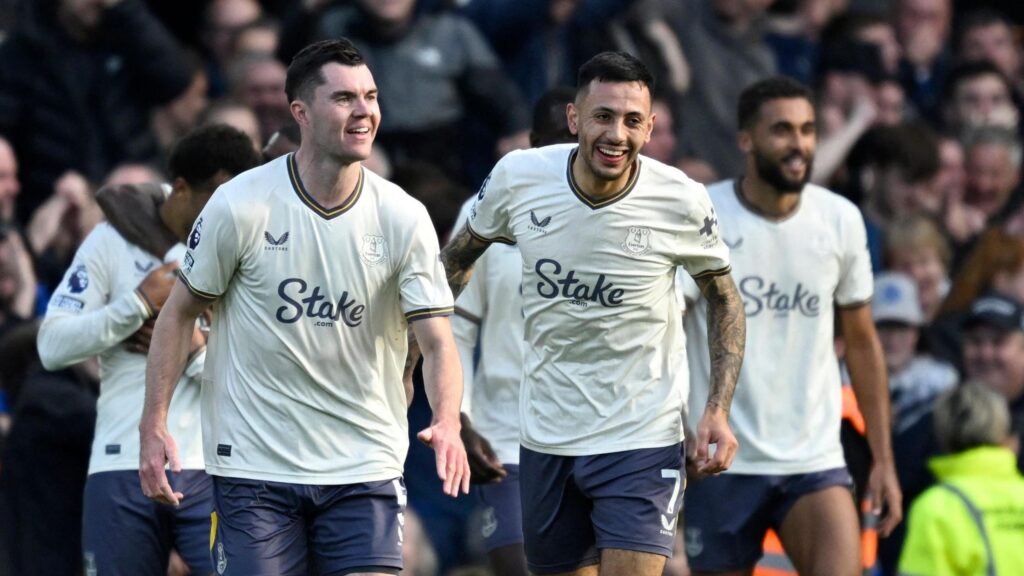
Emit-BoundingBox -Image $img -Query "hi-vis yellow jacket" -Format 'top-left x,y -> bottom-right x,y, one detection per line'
899,446 -> 1024,576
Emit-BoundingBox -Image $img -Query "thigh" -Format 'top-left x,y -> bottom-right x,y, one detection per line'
776,470 -> 859,576
211,476 -> 307,576
598,548 -> 666,576
309,478 -> 405,576
579,445 -> 682,573
479,464 -> 524,552
682,473 -> 774,573
520,447 -> 599,575
169,470 -> 215,574
82,471 -> 169,576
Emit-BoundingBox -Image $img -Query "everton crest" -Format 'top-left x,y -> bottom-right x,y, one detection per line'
361,234 -> 388,265
621,226 -> 652,255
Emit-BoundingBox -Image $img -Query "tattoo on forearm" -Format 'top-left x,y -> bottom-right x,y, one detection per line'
439,227 -> 487,300
697,273 -> 746,412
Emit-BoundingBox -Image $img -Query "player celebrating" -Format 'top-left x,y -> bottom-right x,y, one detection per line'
442,52 -> 746,575
139,39 -> 468,575
680,77 -> 902,576
37,124 -> 260,575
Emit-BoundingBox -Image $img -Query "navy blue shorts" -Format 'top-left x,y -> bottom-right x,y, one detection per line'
683,467 -> 853,571
210,475 -> 405,576
478,464 -> 523,551
520,444 -> 684,574
82,469 -> 213,576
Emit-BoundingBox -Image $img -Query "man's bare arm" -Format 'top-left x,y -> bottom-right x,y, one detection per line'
95,183 -> 178,259
439,226 -> 490,301
695,272 -> 746,412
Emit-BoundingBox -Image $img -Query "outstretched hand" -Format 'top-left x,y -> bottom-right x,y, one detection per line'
417,418 -> 470,497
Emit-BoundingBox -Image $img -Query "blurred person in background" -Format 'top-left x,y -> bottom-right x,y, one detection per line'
0,224 -> 35,338
937,135 -> 989,245
963,125 -> 1022,225
954,8 -> 1023,99
151,52 -> 211,162
899,382 -> 1024,575
26,171 -> 103,292
0,0 -> 191,224
227,53 -> 291,142
199,100 -> 262,152
884,215 -> 952,324
942,61 -> 1019,139
37,125 -> 260,575
892,0 -> 952,120
0,137 -> 19,226
228,16 -> 280,61
201,0 -> 262,96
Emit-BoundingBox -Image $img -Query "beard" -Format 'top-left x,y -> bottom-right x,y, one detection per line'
753,149 -> 814,193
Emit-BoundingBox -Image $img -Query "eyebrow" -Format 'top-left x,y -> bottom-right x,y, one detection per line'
329,89 -> 378,99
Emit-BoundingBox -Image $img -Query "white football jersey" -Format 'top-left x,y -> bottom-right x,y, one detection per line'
180,154 -> 453,484
451,199 -> 524,465
469,144 -> 730,456
38,223 -> 205,475
681,180 -> 873,474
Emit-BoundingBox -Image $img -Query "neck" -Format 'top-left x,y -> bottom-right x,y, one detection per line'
156,199 -> 181,241
740,169 -> 801,219
572,154 -> 635,200
294,146 -> 362,206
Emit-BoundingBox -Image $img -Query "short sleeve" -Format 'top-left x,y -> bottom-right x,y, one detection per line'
400,205 -> 455,322
47,225 -> 115,316
179,191 -> 241,301
455,247 -> 488,320
674,266 -> 701,309
835,207 -> 873,307
677,185 -> 731,279
467,160 -> 515,245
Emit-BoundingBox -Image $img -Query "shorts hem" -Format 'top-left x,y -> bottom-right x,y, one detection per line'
598,539 -> 672,558
484,535 -> 525,553
527,556 -> 600,575
325,565 -> 401,576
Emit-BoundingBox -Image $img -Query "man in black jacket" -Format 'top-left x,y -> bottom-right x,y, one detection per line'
0,0 -> 191,224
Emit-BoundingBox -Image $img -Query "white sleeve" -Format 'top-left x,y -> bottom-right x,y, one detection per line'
836,206 -> 874,307
451,251 -> 489,413
677,185 -> 731,279
449,197 -> 475,240
178,191 -> 241,301
38,226 -> 150,370
675,266 -> 701,308
400,203 -> 455,322
467,159 -> 515,245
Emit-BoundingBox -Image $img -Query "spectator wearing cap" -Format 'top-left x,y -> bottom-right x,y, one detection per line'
899,382 -> 1024,576
874,272 -> 957,574
962,292 -> 1024,473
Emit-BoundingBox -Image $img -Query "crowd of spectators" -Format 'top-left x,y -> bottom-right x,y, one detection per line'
0,0 -> 1023,574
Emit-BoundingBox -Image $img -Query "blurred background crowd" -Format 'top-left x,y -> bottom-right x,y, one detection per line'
0,0 -> 1023,574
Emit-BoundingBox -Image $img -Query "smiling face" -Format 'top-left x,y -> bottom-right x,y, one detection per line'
293,63 -> 379,165
740,97 -> 816,193
567,79 -> 654,186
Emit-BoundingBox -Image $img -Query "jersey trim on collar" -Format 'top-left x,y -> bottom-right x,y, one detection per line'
287,153 -> 363,220
177,271 -> 219,301
566,148 -> 641,210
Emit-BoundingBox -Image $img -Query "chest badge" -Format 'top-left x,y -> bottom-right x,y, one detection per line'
361,234 -> 388,265
622,226 -> 652,256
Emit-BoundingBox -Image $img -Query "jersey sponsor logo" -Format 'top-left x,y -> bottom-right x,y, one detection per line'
476,172 -> 492,201
135,261 -> 155,274
698,208 -> 720,249
739,276 -> 821,317
529,210 -> 551,233
264,231 -> 289,251
183,252 -> 195,274
276,278 -> 366,327
622,226 -> 651,255
535,258 -> 624,308
52,295 -> 84,312
188,217 -> 203,249
67,265 -> 89,294
360,234 -> 387,265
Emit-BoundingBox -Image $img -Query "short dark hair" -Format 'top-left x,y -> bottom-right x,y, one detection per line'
848,121 -> 940,184
530,86 -> 577,147
943,61 -> 1012,103
576,51 -> 655,97
954,8 -> 1012,54
168,124 -> 262,191
285,39 -> 365,103
737,77 -> 814,129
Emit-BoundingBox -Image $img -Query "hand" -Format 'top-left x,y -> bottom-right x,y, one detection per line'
417,418 -> 470,497
692,406 -> 738,477
54,171 -> 92,208
136,262 -> 179,314
139,424 -> 183,505
460,413 -> 506,484
867,460 -> 902,537
189,323 -> 207,356
126,319 -> 156,354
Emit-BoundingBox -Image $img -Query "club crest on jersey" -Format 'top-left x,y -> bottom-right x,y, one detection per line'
361,234 -> 387,265
622,226 -> 651,255
67,265 -> 89,293
264,231 -> 289,251
188,217 -> 203,249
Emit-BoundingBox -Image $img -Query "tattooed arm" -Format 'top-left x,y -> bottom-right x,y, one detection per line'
404,225 -> 491,404
690,271 -> 745,476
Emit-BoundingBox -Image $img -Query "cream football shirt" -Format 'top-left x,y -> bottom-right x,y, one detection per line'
180,154 -> 453,484
469,144 -> 730,456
